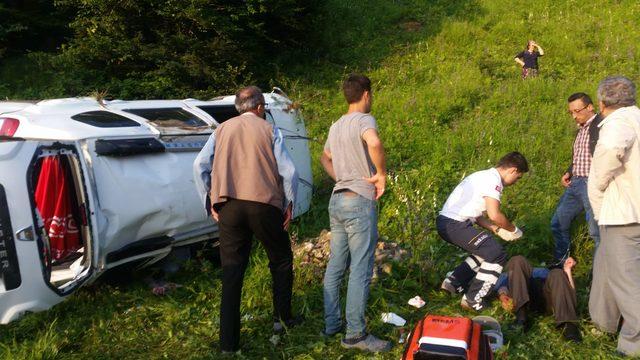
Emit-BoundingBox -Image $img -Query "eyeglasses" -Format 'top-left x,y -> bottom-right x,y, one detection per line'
568,104 -> 589,115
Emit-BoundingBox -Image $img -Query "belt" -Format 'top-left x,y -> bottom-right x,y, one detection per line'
334,188 -> 357,195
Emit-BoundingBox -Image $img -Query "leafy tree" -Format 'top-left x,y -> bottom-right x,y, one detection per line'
53,0 -> 318,98
0,0 -> 72,58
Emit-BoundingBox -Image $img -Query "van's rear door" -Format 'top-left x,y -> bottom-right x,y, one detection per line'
0,140 -> 87,323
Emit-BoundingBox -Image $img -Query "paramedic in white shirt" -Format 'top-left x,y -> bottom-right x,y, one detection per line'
437,152 -> 528,311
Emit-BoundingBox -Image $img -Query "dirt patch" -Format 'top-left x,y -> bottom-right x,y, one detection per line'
400,21 -> 422,32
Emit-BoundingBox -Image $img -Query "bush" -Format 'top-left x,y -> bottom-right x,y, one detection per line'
50,0 -> 319,98
0,1 -> 72,59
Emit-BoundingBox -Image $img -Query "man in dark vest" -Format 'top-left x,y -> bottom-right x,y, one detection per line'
551,92 -> 602,265
193,86 -> 299,353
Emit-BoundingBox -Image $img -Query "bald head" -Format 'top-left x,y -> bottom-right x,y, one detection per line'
235,86 -> 265,114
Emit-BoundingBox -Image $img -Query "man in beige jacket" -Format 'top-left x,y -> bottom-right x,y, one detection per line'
588,76 -> 640,356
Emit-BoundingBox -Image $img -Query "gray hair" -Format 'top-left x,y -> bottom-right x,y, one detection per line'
597,76 -> 636,108
235,86 -> 265,113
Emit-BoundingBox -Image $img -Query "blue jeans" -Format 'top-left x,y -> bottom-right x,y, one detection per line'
323,192 -> 377,339
551,176 -> 600,262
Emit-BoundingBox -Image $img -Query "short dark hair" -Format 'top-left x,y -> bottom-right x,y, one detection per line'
567,92 -> 593,105
235,86 -> 265,113
343,74 -> 371,104
497,151 -> 529,173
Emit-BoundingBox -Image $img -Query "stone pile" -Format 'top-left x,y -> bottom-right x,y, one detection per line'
292,229 -> 411,279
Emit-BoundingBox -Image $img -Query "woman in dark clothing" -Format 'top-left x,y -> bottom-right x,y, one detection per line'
515,40 -> 545,79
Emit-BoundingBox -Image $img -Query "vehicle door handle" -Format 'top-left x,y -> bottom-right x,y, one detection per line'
16,226 -> 35,241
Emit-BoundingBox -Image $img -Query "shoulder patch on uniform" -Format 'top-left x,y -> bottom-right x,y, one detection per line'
495,185 -> 503,193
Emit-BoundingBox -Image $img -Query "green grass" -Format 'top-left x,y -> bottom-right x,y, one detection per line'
3,0 -> 640,358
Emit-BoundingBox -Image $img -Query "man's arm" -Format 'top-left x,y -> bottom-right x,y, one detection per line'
514,52 -> 525,67
563,257 -> 576,289
561,171 -> 572,187
320,149 -> 336,181
588,119 -> 635,220
475,215 -> 500,233
591,139 -> 631,192
535,43 -> 544,56
193,132 -> 216,217
484,197 -> 515,231
362,128 -> 387,200
273,127 -> 299,224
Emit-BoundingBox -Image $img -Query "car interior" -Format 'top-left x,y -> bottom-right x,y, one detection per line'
31,148 -> 92,293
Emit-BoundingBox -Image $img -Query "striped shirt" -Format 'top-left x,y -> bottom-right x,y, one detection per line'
571,115 -> 596,177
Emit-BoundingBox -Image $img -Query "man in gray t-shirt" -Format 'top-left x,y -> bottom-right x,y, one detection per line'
323,112 -> 377,199
320,74 -> 390,353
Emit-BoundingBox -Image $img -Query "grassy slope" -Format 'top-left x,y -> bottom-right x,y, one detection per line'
2,0 -> 640,358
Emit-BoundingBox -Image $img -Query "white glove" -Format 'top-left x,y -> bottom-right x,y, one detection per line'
496,226 -> 523,241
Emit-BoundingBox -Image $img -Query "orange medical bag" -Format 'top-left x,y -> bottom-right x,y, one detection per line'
402,315 -> 493,360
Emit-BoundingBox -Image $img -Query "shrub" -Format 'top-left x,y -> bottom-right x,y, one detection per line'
52,0 -> 319,98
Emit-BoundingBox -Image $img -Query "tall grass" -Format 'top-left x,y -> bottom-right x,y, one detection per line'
2,0 -> 640,358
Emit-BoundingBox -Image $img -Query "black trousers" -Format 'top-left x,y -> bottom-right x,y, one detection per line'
506,255 -> 578,325
437,215 -> 507,308
436,215 -> 507,264
217,199 -> 293,351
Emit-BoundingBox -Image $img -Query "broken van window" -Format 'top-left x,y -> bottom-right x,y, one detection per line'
123,108 -> 209,129
71,111 -> 141,128
197,105 -> 240,124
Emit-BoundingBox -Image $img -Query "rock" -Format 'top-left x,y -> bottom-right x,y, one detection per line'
381,263 -> 393,275
292,230 -> 410,279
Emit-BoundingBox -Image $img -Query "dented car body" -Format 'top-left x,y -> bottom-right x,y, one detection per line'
0,91 -> 312,323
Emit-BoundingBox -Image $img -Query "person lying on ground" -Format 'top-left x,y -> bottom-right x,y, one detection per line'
495,255 -> 581,343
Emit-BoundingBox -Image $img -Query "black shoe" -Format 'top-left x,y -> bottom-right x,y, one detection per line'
561,323 -> 582,343
509,319 -> 529,333
273,315 -> 304,334
509,308 -> 529,332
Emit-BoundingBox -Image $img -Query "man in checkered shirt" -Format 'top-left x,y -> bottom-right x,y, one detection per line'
551,92 -> 603,264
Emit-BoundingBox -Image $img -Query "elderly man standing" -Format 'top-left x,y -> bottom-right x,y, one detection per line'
551,92 -> 602,264
588,76 -> 640,356
193,86 -> 299,353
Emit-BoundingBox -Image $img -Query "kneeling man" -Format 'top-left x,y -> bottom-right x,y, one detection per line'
437,152 -> 528,310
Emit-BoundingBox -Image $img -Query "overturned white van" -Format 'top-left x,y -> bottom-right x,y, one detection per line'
0,90 -> 313,323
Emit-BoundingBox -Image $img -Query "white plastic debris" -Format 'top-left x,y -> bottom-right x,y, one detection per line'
269,334 -> 280,346
407,295 -> 425,308
381,312 -> 406,326
398,328 -> 407,344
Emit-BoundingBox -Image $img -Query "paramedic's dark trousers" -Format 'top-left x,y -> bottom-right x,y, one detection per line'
506,256 -> 577,324
437,215 -> 507,309
217,199 -> 293,352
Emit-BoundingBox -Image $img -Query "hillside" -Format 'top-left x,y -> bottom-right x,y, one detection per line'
2,0 -> 640,358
